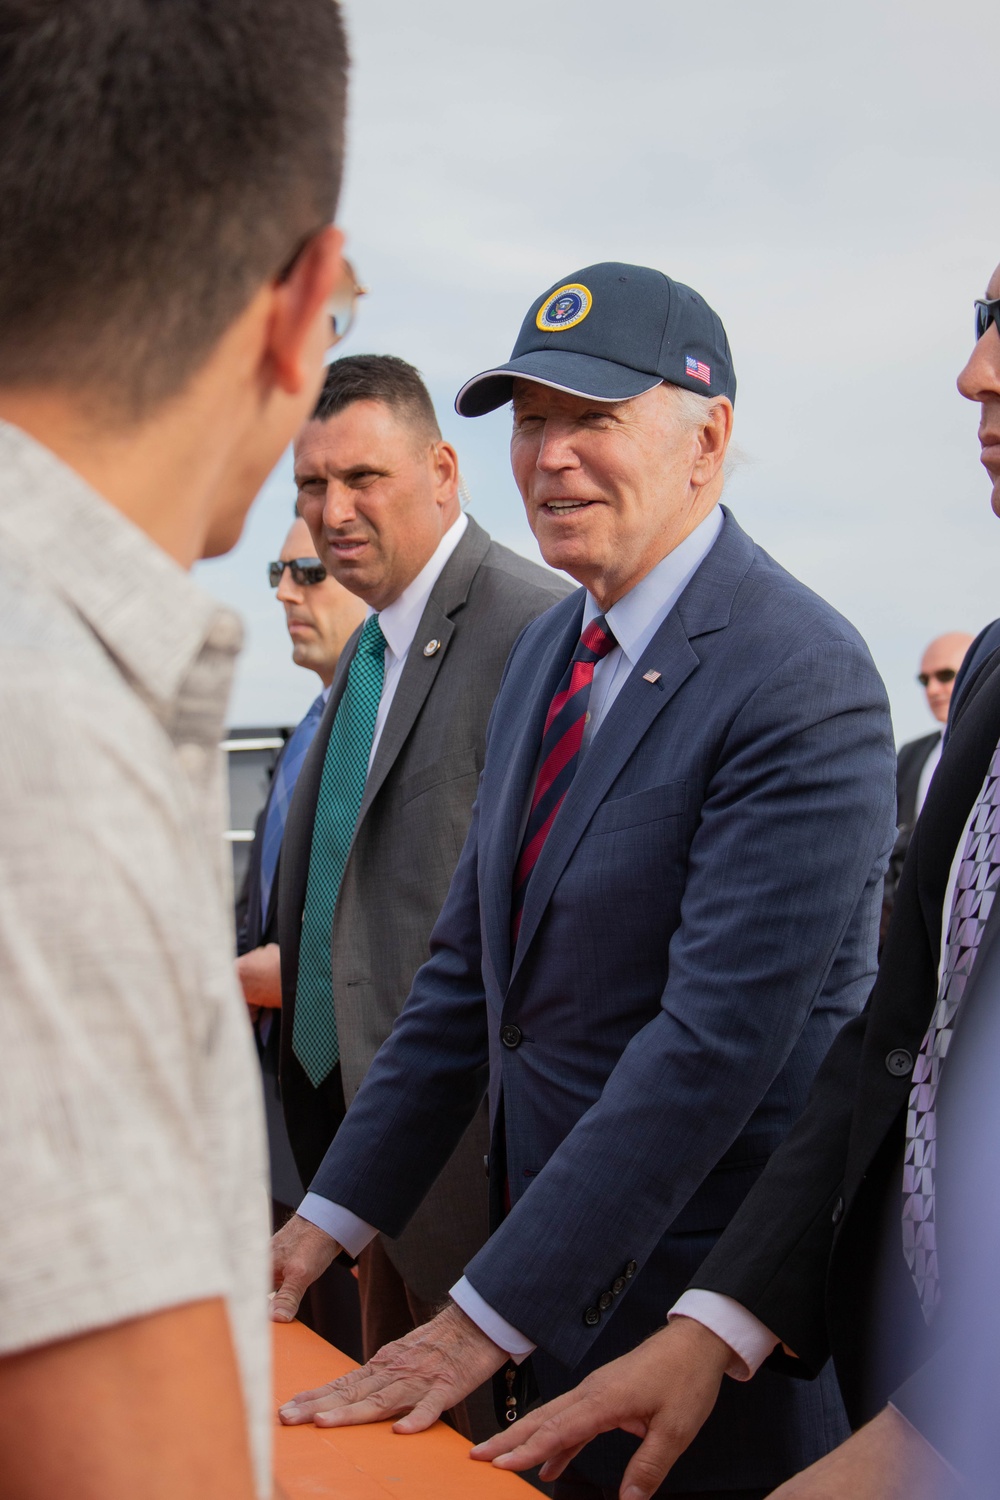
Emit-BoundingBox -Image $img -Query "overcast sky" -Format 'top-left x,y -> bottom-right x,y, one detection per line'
199,0 -> 1000,745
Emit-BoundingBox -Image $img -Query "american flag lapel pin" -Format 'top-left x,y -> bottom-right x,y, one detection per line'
643,670 -> 662,684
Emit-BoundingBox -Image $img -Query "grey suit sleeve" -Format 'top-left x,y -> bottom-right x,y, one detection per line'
306,790 -> 491,1220
462,640 -> 894,1367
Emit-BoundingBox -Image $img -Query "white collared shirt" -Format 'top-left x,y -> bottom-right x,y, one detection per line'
367,512 -> 468,769
301,506 -> 728,1361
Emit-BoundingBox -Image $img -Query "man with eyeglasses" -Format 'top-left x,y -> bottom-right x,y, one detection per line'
470,266 -> 1000,1499
0,2 -> 354,1496
237,516 -> 365,1030
881,633 -> 974,941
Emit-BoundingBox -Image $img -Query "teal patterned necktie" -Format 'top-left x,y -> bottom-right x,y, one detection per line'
293,613 -> 387,1086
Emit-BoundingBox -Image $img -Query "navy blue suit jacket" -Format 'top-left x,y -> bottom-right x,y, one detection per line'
312,510 -> 895,1489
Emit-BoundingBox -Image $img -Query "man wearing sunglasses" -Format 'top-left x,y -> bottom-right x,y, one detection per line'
471,265 -> 1000,1499
237,517 -> 364,1353
881,633 -> 974,940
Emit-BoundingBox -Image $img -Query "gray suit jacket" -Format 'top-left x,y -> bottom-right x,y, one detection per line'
278,515 -> 569,1301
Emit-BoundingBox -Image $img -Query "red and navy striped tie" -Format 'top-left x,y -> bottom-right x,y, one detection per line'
511,615 -> 617,942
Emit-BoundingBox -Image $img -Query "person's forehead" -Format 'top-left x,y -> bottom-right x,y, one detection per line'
510,377 -> 634,415
921,634 -> 971,668
294,401 -> 413,476
280,517 -> 317,560
987,262 -> 1000,300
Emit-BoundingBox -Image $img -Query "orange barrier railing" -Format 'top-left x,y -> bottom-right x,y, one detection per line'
272,1321 -> 534,1498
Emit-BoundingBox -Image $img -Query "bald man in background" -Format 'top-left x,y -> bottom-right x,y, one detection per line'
882,632 -> 974,940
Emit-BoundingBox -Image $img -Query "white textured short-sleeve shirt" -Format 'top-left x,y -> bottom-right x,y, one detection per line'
0,421 -> 271,1496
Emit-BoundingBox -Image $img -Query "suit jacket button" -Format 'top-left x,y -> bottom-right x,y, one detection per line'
598,1291 -> 614,1311
501,1024 -> 522,1049
885,1049 -> 913,1077
584,1306 -> 601,1326
832,1196 -> 845,1225
612,1277 -> 626,1295
625,1261 -> 638,1279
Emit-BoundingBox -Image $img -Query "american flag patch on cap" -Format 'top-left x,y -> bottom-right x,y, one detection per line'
685,355 -> 711,385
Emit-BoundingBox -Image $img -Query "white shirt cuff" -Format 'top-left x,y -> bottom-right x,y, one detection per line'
449,1276 -> 536,1363
668,1289 -> 779,1381
297,1193 -> 379,1260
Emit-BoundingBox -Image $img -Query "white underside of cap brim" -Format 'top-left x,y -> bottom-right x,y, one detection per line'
455,367 -> 661,415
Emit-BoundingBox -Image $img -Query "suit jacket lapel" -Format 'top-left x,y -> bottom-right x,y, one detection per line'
913,655 -> 1000,970
482,596 -> 585,995
510,611 -> 699,980
354,517 -> 492,827
509,510 -> 752,984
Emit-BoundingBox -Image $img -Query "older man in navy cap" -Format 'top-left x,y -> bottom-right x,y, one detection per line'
270,263 -> 895,1498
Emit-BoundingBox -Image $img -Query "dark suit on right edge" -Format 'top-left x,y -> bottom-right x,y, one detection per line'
696,635 -> 1000,1456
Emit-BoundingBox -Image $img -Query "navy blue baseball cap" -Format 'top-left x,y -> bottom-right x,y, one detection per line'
455,261 -> 736,417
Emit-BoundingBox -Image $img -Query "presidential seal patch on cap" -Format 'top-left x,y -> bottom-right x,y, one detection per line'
536,283 -> 593,333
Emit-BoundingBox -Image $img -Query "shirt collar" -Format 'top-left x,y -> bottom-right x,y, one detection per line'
582,505 -> 724,664
371,511 -> 468,661
0,419 -> 242,728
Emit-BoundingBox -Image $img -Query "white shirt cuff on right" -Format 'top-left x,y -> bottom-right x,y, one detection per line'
450,1275 -> 536,1363
297,1193 -> 378,1260
669,1289 -> 779,1381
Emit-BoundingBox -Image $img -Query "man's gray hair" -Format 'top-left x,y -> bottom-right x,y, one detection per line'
664,382 -> 742,482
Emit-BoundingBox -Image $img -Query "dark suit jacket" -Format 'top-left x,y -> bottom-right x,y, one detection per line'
694,630 -> 1000,1442
278,516 -> 569,1303
895,730 -> 941,833
309,508 -> 896,1491
236,744 -> 306,1211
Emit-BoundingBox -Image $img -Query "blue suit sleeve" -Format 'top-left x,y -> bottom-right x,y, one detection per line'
462,640 -> 895,1366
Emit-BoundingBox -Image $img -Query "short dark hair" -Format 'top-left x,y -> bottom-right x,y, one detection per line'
312,354 -> 441,440
0,0 -> 348,416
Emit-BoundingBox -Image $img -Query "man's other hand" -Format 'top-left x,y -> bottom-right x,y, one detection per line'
270,1215 -> 341,1323
236,943 -> 282,1009
278,1303 -> 506,1433
471,1317 -> 731,1500
764,1406 -> 960,1500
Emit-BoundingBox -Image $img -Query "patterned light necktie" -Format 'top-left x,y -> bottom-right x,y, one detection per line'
902,740 -> 1000,1322
511,615 -> 616,943
293,614 -> 387,1087
258,692 -> 326,924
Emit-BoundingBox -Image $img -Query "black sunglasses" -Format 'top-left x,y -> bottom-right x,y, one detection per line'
917,668 -> 956,688
268,558 -> 327,588
974,297 -> 1000,345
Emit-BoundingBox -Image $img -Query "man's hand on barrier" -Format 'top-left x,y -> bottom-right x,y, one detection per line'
471,1317 -> 731,1500
270,1216 -> 341,1323
278,1302 -> 506,1433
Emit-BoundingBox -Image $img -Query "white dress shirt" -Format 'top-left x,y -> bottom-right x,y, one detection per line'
302,505 -> 726,1360
915,733 -> 943,819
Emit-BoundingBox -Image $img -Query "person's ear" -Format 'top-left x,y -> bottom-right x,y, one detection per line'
264,226 -> 344,397
691,399 -> 733,488
431,439 -> 460,506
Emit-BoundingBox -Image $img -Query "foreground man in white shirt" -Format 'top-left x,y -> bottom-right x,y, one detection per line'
473,267 -> 1000,1498
0,3 -> 351,1496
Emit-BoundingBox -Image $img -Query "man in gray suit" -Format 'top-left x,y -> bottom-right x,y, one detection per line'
270,354 -> 569,1441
